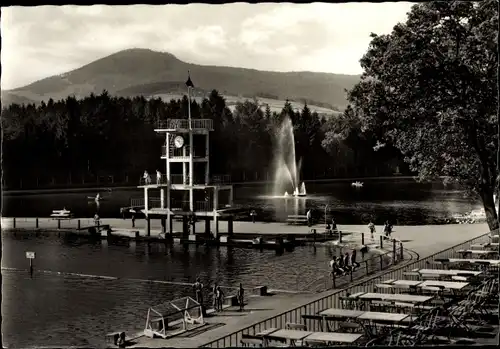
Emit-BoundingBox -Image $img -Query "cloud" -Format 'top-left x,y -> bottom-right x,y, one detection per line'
1,3 -> 414,89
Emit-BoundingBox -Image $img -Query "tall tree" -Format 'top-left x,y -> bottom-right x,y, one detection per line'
346,1 -> 498,229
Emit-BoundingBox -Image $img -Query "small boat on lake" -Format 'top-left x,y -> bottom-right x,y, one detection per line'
50,208 -> 73,218
351,181 -> 364,188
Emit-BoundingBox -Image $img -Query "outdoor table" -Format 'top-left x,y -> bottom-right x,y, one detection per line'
470,242 -> 498,249
417,269 -> 482,277
318,308 -> 364,319
348,292 -> 367,299
341,292 -> 367,309
303,332 -> 363,345
417,280 -> 469,291
357,311 -> 410,323
356,311 -> 411,338
256,328 -> 279,337
392,280 -> 422,287
457,250 -> 498,256
390,280 -> 422,291
317,309 -> 364,331
447,258 -> 500,265
359,293 -> 433,305
265,329 -> 313,346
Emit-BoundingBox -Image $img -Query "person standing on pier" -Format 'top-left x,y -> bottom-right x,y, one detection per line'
143,170 -> 151,185
368,221 -> 376,240
216,286 -> 224,312
193,278 -> 204,304
237,283 -> 245,311
94,213 -> 100,227
306,209 -> 312,227
156,170 -> 162,185
212,283 -> 219,311
332,217 -> 337,234
250,210 -> 256,223
351,249 -> 360,269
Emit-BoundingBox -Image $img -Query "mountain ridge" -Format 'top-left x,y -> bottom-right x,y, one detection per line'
2,48 -> 360,111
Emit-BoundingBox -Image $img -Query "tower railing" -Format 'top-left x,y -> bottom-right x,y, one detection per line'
211,175 -> 232,184
162,145 -> 194,158
156,119 -> 214,131
139,174 -> 169,186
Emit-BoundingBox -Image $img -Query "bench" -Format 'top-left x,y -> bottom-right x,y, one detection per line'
254,286 -> 268,296
241,335 -> 263,347
285,322 -> 307,331
337,321 -> 361,332
286,215 -> 308,225
302,314 -> 323,321
224,294 -> 239,306
375,284 -> 394,290
403,272 -> 421,278
105,331 -> 126,346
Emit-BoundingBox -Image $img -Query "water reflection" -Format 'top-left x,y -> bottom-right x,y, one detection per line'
2,180 -> 480,225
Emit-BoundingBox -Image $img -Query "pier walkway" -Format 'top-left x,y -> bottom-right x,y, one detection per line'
1,217 -> 488,258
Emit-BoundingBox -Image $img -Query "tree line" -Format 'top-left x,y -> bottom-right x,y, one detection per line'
2,90 -> 406,189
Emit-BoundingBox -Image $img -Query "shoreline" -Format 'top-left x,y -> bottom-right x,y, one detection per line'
1,217 -> 489,258
2,175 -> 425,196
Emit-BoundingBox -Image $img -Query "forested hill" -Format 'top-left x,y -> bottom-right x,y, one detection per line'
1,90 -> 407,189
2,48 -> 359,111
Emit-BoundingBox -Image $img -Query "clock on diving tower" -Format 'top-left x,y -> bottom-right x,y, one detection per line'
138,74 -> 234,240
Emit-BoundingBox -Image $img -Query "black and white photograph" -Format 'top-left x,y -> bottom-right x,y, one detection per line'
1,1 -> 499,348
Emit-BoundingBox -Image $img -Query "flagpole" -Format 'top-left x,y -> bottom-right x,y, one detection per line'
187,72 -> 192,130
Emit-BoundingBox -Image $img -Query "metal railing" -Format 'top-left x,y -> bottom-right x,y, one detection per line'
130,197 -> 162,209
171,174 -> 189,185
156,119 -> 214,131
169,200 -> 226,212
212,175 -> 232,184
139,174 -> 169,186
201,231 -> 492,348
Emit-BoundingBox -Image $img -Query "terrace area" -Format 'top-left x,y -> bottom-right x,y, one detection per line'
200,233 -> 499,348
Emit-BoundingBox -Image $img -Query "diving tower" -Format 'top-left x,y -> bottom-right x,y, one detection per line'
136,74 -> 234,239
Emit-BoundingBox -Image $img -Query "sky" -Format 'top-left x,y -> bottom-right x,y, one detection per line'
1,2 -> 414,90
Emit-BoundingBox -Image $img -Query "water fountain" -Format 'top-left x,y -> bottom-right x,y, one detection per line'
272,115 -> 307,197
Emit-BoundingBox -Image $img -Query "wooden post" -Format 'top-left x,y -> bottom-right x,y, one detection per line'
146,217 -> 151,237
339,230 -> 342,243
57,219 -> 61,229
393,239 -> 397,265
78,219 -> 81,229
205,218 -> 210,237
361,232 -> 365,245
30,259 -> 33,278
13,217 -> 16,229
161,217 -> 166,233
379,235 -> 383,248
380,255 -> 383,270
35,218 -> 39,229
400,242 -> 404,260
228,217 -> 233,236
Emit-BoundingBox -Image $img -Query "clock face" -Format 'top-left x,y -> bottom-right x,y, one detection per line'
174,135 -> 184,148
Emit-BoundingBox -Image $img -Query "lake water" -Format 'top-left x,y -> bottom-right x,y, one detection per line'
1,235 -> 385,348
1,179 -> 481,347
2,178 -> 481,224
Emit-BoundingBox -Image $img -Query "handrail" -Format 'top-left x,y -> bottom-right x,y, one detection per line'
200,230 -> 492,347
156,119 -> 214,131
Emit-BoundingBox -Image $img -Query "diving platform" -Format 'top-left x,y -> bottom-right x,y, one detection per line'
133,75 -> 234,239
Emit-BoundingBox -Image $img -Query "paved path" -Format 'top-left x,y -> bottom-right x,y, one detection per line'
1,217 -> 489,258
